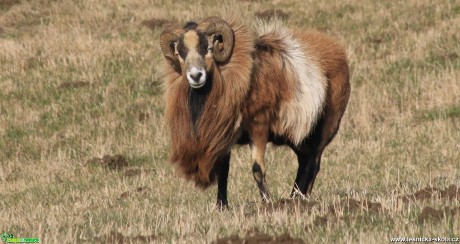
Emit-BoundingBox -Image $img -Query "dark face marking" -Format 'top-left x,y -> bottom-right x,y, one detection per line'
176,36 -> 188,59
188,73 -> 212,127
197,32 -> 208,56
176,26 -> 209,60
183,21 -> 198,30
176,22 -> 214,125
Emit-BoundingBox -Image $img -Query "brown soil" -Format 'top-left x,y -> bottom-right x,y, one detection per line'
138,112 -> 150,122
314,214 -> 369,226
141,18 -> 174,30
92,231 -> 155,243
329,198 -> 384,214
314,198 -> 385,226
255,9 -> 289,20
119,186 -> 150,199
100,154 -> 128,169
417,206 -> 460,224
262,199 -> 318,214
401,185 -> 459,202
0,0 -> 20,7
439,185 -> 460,200
253,186 -> 458,228
124,168 -> 142,177
249,197 -> 385,228
401,187 -> 440,202
370,38 -> 383,44
250,197 -> 384,216
212,233 -> 304,244
313,215 -> 331,226
57,81 -> 90,90
123,168 -> 153,177
87,154 -> 129,170
123,168 -> 151,177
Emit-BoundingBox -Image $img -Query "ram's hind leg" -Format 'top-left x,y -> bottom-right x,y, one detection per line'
290,146 -> 323,198
215,153 -> 230,210
290,109 -> 345,198
250,126 -> 270,202
290,116 -> 339,197
291,69 -> 350,198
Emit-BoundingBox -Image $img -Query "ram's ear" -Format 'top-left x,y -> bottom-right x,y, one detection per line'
160,23 -> 182,72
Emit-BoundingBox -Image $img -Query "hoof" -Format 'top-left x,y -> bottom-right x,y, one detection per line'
216,201 -> 229,211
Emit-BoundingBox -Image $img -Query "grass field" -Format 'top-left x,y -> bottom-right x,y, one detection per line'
1,0 -> 459,243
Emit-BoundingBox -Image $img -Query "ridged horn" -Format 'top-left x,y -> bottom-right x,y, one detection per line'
199,17 -> 234,63
160,23 -> 182,72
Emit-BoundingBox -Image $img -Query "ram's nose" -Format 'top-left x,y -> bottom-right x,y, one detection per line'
186,67 -> 207,88
190,71 -> 203,82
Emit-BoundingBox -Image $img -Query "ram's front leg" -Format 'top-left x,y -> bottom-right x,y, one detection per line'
250,124 -> 270,202
215,153 -> 230,210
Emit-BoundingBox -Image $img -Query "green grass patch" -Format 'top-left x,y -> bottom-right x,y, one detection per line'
418,105 -> 460,121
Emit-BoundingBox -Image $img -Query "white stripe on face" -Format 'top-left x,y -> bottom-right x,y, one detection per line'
181,31 -> 208,89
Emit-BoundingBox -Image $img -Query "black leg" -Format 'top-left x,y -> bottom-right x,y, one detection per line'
216,153 -> 230,209
252,162 -> 270,201
290,151 -> 321,198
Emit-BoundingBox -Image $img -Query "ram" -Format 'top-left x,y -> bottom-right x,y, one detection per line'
160,16 -> 350,207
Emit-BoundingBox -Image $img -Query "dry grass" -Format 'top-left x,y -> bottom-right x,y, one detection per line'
0,0 -> 459,243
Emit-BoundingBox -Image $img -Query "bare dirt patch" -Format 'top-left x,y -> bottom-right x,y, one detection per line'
0,0 -> 19,5
251,197 -> 385,227
119,186 -> 150,199
141,18 -> 174,30
262,199 -> 318,214
0,0 -> 20,9
314,214 -> 368,226
91,231 -> 156,243
255,9 -> 289,20
439,185 -> 460,200
329,198 -> 384,214
212,233 -> 304,244
417,206 -> 460,223
123,168 -> 151,177
402,187 -> 440,202
124,168 -> 142,177
138,112 -> 150,122
87,154 -> 129,170
314,197 -> 386,226
401,185 -> 459,202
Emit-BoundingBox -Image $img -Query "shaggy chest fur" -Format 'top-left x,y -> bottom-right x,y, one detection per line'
164,17 -> 253,187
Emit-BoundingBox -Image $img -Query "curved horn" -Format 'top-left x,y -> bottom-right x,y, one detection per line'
160,23 -> 182,72
200,17 -> 234,63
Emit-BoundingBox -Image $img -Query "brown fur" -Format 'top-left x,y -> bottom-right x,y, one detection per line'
296,31 -> 350,147
247,30 -> 348,139
162,18 -> 350,190
164,17 -> 254,188
295,30 -> 349,79
242,32 -> 297,134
